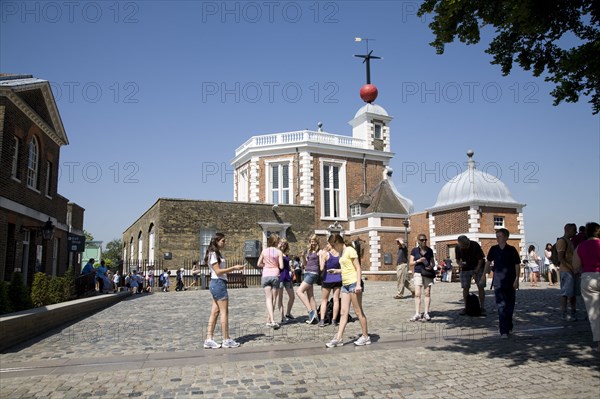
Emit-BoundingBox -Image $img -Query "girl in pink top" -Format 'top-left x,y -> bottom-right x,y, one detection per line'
257,234 -> 284,329
573,222 -> 600,352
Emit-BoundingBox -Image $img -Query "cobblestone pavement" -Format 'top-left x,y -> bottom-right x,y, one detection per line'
1,281 -> 599,398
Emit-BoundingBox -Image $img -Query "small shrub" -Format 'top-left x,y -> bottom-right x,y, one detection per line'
8,272 -> 32,311
0,280 -> 12,314
62,267 -> 76,301
47,277 -> 65,304
31,272 -> 50,307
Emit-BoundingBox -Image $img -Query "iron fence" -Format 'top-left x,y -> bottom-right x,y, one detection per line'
122,257 -> 263,288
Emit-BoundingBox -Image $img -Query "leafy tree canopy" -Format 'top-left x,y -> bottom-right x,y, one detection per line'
418,0 -> 600,113
84,230 -> 94,242
103,238 -> 123,265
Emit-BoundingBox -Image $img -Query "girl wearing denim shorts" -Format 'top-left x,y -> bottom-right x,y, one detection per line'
325,233 -> 370,347
257,234 -> 284,329
203,233 -> 245,349
318,243 -> 342,327
297,234 -> 321,324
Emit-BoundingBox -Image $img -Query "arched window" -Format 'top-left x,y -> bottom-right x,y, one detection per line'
27,136 -> 39,189
137,231 -> 143,261
129,237 -> 134,263
148,224 -> 155,264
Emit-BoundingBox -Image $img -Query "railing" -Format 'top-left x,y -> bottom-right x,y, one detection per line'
74,272 -> 96,296
123,257 -> 263,288
235,130 -> 368,156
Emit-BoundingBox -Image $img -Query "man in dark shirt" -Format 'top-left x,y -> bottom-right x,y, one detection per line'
455,235 -> 486,315
481,228 -> 521,338
394,238 -> 415,299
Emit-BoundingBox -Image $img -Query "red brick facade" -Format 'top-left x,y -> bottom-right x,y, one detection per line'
0,77 -> 84,284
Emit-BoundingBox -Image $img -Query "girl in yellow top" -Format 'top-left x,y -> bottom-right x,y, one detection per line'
325,233 -> 370,347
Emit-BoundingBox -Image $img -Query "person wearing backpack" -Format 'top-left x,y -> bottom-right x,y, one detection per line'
456,235 -> 486,316
557,223 -> 579,321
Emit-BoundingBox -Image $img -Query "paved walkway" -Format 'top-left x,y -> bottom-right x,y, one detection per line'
1,281 -> 598,398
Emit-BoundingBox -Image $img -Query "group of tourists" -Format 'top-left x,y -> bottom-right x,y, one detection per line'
202,232 -> 370,349
200,223 -> 599,350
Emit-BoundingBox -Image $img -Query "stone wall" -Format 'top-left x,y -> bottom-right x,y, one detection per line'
123,199 -> 315,266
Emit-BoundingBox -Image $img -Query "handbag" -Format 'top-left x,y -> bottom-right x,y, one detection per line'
420,261 -> 436,278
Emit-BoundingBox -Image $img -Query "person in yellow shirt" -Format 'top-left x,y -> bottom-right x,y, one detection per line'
325,233 -> 370,347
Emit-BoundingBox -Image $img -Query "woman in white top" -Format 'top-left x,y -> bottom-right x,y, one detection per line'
528,245 -> 541,287
203,233 -> 245,349
545,243 -> 558,286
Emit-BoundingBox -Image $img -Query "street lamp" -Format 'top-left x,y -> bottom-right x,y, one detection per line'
41,219 -> 55,240
403,218 -> 409,246
21,218 -> 55,240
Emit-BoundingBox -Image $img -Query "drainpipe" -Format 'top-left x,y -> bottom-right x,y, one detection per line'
362,154 -> 367,195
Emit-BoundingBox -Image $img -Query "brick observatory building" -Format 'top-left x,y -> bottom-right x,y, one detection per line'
123,62 -> 526,276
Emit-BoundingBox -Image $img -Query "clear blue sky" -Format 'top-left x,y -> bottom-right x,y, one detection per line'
2,1 -> 598,252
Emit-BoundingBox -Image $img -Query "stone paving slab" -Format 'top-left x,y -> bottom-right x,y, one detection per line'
1,281 -> 598,398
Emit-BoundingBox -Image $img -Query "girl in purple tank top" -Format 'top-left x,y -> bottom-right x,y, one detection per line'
297,234 -> 321,324
318,243 -> 342,326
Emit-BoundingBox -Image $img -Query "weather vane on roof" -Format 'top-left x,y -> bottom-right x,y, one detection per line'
354,37 -> 381,84
354,37 -> 382,103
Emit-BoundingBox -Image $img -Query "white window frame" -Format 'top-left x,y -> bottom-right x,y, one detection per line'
11,136 -> 20,180
265,158 -> 293,205
493,216 -> 505,228
199,228 -> 217,264
137,232 -> 143,261
350,204 -> 362,217
320,159 -> 347,220
374,123 -> 382,139
238,166 -> 249,202
27,136 -> 39,190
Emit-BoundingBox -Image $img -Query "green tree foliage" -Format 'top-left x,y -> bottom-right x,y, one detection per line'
84,230 -> 94,242
103,238 -> 123,265
418,0 -> 600,113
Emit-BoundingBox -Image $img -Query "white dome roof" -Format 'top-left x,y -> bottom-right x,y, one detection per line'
432,151 -> 521,209
354,103 -> 389,118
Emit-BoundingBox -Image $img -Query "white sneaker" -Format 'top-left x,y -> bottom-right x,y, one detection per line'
203,339 -> 221,349
409,313 -> 421,322
326,337 -> 344,348
222,338 -> 240,348
354,335 -> 371,346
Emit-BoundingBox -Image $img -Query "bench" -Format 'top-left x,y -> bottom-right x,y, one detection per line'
226,272 -> 248,289
201,273 -> 248,289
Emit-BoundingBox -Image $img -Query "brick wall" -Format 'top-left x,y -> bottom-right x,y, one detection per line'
408,211 -> 429,248
0,97 -> 76,283
123,199 -> 315,267
0,101 -> 65,220
432,207 -> 470,236
479,207 -> 519,233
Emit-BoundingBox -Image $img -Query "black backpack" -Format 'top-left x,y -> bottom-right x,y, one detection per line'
317,298 -> 351,324
550,238 -> 563,266
465,293 -> 481,316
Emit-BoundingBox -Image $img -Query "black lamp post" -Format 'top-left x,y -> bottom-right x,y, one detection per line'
403,218 -> 409,246
41,218 -> 55,240
22,218 -> 55,240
